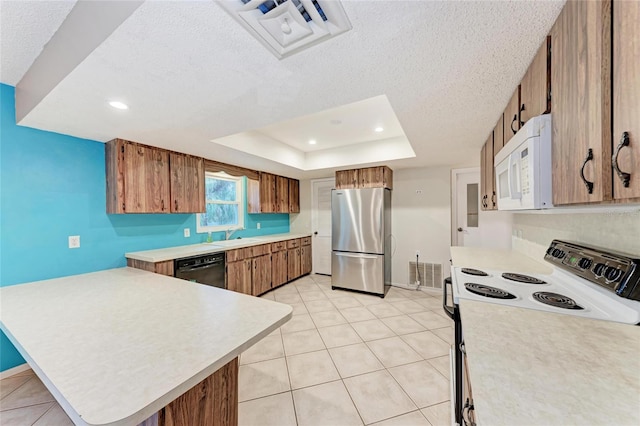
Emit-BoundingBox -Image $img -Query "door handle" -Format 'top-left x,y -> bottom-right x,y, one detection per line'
457,227 -> 463,232
612,132 -> 631,188
580,149 -> 594,194
334,252 -> 378,259
314,231 -> 318,235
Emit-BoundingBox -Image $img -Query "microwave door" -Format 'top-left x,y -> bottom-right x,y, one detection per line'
508,151 -> 522,201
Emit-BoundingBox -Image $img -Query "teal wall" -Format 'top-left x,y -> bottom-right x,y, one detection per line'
0,84 -> 289,372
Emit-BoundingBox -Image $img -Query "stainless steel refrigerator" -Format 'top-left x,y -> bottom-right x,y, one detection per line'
331,187 -> 391,297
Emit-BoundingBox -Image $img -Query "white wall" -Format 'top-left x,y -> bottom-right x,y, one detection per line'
390,167 -> 452,286
290,178 -> 313,234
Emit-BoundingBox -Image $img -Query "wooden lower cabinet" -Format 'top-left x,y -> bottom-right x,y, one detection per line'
287,248 -> 301,279
226,260 -> 252,295
252,254 -> 272,296
272,250 -> 288,288
127,259 -> 174,276
301,245 -> 312,276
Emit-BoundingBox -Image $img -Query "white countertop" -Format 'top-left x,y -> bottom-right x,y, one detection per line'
450,247 -> 640,425
460,300 -> 640,426
0,268 -> 292,426
125,232 -> 312,263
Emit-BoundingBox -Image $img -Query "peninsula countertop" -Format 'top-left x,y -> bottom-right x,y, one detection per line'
0,267 -> 293,426
125,232 -> 312,263
450,246 -> 640,426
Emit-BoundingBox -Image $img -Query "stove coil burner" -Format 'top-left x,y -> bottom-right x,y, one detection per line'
464,283 -> 517,300
502,273 -> 547,285
461,268 -> 489,277
532,292 -> 584,310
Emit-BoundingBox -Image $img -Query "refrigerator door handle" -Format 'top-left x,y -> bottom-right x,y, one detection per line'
333,252 -> 379,259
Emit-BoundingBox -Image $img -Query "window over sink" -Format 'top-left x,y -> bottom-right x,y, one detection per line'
196,172 -> 244,233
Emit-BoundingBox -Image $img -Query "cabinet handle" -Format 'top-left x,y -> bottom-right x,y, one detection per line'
612,132 -> 631,188
491,191 -> 496,207
580,149 -> 595,194
122,202 -> 126,212
519,104 -> 526,127
174,200 -> 178,211
510,114 -> 518,134
161,200 -> 165,211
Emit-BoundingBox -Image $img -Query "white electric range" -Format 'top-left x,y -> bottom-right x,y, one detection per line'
450,240 -> 640,324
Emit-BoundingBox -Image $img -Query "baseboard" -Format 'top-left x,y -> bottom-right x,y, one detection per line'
390,282 -> 420,291
418,286 -> 442,296
0,363 -> 30,379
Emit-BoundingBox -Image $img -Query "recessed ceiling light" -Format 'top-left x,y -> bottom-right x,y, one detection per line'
108,101 -> 128,110
308,139 -> 317,145
374,127 -> 384,133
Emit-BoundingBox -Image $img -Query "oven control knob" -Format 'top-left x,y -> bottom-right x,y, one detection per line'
604,266 -> 623,282
593,263 -> 606,277
552,249 -> 565,258
578,258 -> 592,270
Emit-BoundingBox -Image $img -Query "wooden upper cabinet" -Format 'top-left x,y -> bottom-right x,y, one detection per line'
613,0 -> 640,200
492,113 -> 505,157
551,0 -> 611,205
504,86 -> 521,140
247,178 -> 260,213
336,166 -> 393,189
289,179 -> 300,213
335,169 -> 359,189
170,152 -> 205,213
520,36 -> 551,126
480,133 -> 495,211
259,172 -> 277,213
275,176 -> 289,213
106,139 -> 170,214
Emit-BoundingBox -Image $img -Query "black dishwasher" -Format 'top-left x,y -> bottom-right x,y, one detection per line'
174,252 -> 226,289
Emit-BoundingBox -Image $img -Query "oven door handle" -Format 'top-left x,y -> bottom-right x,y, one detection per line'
443,277 -> 456,320
177,261 -> 224,273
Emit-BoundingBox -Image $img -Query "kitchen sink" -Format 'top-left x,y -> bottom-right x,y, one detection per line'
205,238 -> 261,248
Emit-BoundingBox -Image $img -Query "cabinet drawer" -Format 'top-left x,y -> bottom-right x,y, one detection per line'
287,238 -> 301,249
271,241 -> 287,252
251,244 -> 271,257
226,248 -> 247,262
302,237 -> 311,246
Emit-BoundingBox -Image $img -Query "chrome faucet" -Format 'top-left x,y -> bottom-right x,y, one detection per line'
225,228 -> 241,240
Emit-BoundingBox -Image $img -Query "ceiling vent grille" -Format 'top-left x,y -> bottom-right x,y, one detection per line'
217,0 -> 352,59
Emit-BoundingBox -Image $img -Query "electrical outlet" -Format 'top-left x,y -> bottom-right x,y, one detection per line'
415,250 -> 420,257
68,235 -> 80,249
184,228 -> 190,238
415,189 -> 423,195
257,223 -> 261,230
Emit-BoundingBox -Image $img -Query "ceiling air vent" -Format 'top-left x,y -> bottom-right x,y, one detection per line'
216,0 -> 352,59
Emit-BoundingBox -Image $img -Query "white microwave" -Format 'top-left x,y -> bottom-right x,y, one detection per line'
494,114 -> 553,210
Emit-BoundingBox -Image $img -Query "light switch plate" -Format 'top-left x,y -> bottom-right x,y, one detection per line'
184,228 -> 190,238
69,235 -> 80,249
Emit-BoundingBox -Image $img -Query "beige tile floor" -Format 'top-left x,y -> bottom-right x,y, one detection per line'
0,274 -> 452,426
241,274 -> 453,426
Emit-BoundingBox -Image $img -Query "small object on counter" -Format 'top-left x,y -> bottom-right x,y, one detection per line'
206,231 -> 212,243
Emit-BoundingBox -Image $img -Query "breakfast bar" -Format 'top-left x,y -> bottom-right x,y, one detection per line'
0,268 -> 292,425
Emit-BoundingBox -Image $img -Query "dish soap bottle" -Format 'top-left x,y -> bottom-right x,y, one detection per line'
206,231 -> 212,243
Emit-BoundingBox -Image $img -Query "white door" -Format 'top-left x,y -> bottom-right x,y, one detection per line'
312,178 -> 334,275
451,168 -> 513,248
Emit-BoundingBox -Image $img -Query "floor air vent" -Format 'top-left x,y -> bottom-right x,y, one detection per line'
216,0 -> 352,59
409,262 -> 443,289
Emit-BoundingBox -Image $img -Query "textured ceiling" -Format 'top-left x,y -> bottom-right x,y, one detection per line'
2,0 -> 566,179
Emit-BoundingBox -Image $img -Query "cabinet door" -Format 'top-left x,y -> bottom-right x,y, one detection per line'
613,0 -> 640,200
259,173 -> 277,213
493,113 -> 505,157
487,132 -> 496,210
276,176 -> 289,213
247,178 -> 261,213
287,248 -> 301,280
272,250 -> 288,288
520,36 -> 551,125
252,255 -> 272,296
120,141 -> 170,213
289,179 -> 300,213
551,0 -> 611,205
227,260 -> 252,295
504,86 -> 521,140
480,142 -> 488,211
300,245 -> 312,275
335,170 -> 359,189
170,153 -> 205,213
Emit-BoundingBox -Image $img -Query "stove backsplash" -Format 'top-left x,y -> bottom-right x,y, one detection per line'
511,210 -> 640,260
